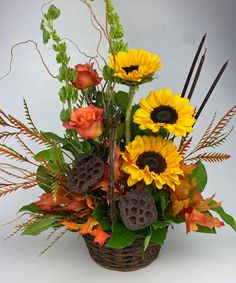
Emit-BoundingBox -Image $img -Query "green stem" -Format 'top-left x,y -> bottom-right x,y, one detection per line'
125,86 -> 137,144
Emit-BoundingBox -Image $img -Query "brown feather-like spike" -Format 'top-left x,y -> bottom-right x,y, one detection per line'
187,152 -> 231,163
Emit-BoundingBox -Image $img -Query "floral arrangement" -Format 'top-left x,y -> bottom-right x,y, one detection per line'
0,1 -> 236,261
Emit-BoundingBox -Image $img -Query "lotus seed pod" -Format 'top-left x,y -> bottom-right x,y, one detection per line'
119,190 -> 158,231
68,154 -> 105,193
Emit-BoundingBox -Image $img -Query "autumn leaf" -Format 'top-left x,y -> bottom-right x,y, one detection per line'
196,194 -> 222,212
77,216 -> 99,235
181,162 -> 197,175
33,193 -> 96,219
185,209 -> 224,233
61,220 -> 81,231
92,226 -> 110,246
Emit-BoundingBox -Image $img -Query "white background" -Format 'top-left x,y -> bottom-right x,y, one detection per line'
0,0 -> 236,282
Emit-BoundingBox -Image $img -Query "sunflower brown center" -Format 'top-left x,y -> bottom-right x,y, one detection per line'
151,105 -> 178,124
122,65 -> 139,74
136,151 -> 167,174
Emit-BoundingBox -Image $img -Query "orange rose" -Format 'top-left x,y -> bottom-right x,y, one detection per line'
73,63 -> 102,90
64,105 -> 103,139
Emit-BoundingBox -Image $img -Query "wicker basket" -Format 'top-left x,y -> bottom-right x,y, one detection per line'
83,234 -> 161,272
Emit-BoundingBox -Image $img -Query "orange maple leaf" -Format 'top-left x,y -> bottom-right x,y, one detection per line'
185,209 -> 224,233
61,220 -> 81,231
33,193 -> 96,218
77,216 -> 99,235
92,226 -> 110,246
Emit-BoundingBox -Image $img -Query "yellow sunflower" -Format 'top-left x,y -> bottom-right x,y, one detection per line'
133,89 -> 195,137
122,135 -> 183,190
109,49 -> 163,83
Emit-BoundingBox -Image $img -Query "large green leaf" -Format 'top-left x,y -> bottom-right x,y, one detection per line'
36,165 -> 52,193
209,201 -> 236,232
152,220 -> 170,230
18,204 -> 40,214
106,221 -> 136,249
150,228 -> 167,245
196,225 -> 217,234
34,149 -> 51,162
92,203 -> 111,231
114,91 -> 129,114
22,217 -> 59,236
189,160 -> 207,192
41,132 -> 66,144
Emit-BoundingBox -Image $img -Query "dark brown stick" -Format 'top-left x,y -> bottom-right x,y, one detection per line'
187,49 -> 207,101
108,114 -> 120,224
195,60 -> 229,120
181,33 -> 207,98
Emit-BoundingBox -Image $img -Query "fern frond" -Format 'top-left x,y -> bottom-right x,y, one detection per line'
0,110 -> 16,128
187,152 -> 231,163
0,183 -> 24,197
210,126 -> 234,148
186,107 -> 236,159
0,167 -> 26,180
0,131 -> 19,141
199,105 -> 236,148
0,144 -> 28,162
15,135 -> 35,157
0,180 -> 38,197
195,111 -> 217,150
179,136 -> 193,156
46,228 -> 59,240
3,217 -> 37,241
23,98 -> 38,132
22,180 -> 38,189
209,105 -> 236,139
38,229 -> 67,257
51,181 -> 60,202
7,115 -> 53,146
3,225 -> 22,241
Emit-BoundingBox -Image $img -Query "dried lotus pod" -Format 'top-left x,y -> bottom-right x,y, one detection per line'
68,154 -> 105,193
119,190 -> 157,231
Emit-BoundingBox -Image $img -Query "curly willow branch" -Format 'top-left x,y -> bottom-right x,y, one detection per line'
0,40 -> 57,81
62,37 -> 102,71
80,0 -> 108,64
41,0 -> 53,16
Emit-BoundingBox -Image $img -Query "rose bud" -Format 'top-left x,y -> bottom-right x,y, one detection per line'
64,105 -> 104,139
73,63 -> 102,90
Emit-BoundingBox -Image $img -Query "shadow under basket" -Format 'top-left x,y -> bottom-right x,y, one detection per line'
83,234 -> 161,272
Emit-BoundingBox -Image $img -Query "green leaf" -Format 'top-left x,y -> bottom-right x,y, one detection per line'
106,221 -> 136,249
41,132 -> 66,144
36,165 -> 52,193
22,217 -> 59,236
102,65 -> 114,81
150,228 -> 167,245
189,160 -> 207,192
117,122 -> 125,143
152,220 -> 170,230
92,203 -> 111,231
166,216 -> 184,224
18,204 -> 40,214
142,234 -> 151,257
196,225 -> 217,234
42,28 -> 51,44
34,149 -> 51,162
209,201 -> 236,232
114,91 -> 129,114
46,5 -> 61,20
